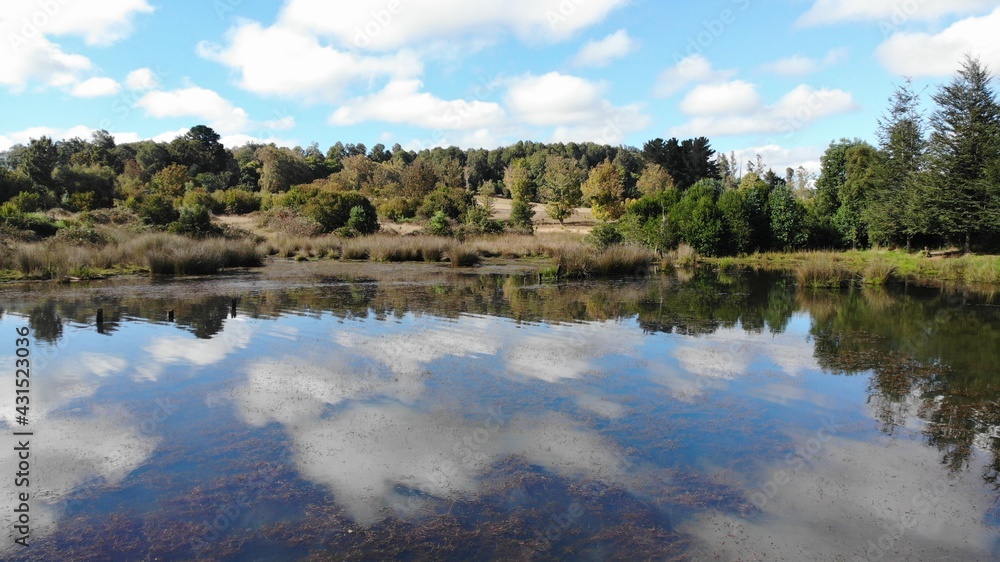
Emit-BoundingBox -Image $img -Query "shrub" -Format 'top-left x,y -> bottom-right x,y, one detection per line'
585,222 -> 624,250
347,205 -> 378,234
508,200 -> 535,232
416,187 -> 469,220
183,188 -> 225,214
168,205 -> 222,237
214,188 -> 262,215
5,191 -> 49,213
281,186 -> 380,234
378,197 -> 418,222
138,194 -> 180,226
427,210 -> 452,237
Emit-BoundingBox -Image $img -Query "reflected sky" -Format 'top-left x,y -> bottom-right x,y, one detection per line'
0,273 -> 997,560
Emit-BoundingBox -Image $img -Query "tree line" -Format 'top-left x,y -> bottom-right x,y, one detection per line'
1,55 -> 997,253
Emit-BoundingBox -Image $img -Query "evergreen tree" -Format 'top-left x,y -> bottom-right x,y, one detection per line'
926,55 -> 1000,252
866,79 -> 929,250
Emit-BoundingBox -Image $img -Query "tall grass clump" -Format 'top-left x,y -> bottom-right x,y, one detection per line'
593,245 -> 656,276
861,257 -> 897,286
795,254 -> 852,288
963,257 -> 1000,284
445,243 -> 480,267
663,243 -> 699,269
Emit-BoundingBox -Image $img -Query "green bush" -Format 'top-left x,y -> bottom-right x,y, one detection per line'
5,191 -> 49,213
585,222 -> 624,250
416,187 -> 469,220
138,194 -> 180,226
377,197 -> 418,222
508,200 -> 535,231
281,186 -> 380,234
214,188 -> 262,215
427,210 -> 452,236
183,188 -> 224,214
0,212 -> 59,238
168,205 -> 222,237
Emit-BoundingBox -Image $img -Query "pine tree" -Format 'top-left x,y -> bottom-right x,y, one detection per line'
866,79 -> 928,250
926,55 -> 1000,252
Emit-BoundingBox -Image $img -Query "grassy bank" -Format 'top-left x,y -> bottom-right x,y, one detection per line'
707,250 -> 1000,288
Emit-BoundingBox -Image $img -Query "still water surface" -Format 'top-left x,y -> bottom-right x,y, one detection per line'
0,271 -> 998,560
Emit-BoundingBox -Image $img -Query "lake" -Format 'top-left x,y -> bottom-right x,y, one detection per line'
1,270 -> 998,560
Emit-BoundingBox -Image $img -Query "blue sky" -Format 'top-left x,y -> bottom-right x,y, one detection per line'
2,0 -> 999,172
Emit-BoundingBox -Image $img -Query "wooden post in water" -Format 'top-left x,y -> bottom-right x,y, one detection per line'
168,309 -> 175,322
231,299 -> 238,319
96,308 -> 104,325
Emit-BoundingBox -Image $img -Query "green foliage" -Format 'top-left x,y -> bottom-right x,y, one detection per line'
635,163 -> 675,196
279,185 -> 380,234
581,159 -> 626,221
4,191 -> 48,213
672,179 -> 724,256
168,205 -> 222,237
138,194 -> 181,226
416,187 -> 469,220
427,210 -> 452,236
585,222 -> 624,250
347,205 -> 378,234
541,155 -> 585,225
183,188 -> 225,214
462,205 -> 504,236
769,185 -> 808,250
257,145 -> 313,193
0,167 -> 34,204
378,197 -> 418,222
21,136 -> 58,187
504,159 -> 533,201
508,200 -> 535,232
213,188 -> 261,214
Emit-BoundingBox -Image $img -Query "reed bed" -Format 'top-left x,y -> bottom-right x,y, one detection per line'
4,233 -> 263,279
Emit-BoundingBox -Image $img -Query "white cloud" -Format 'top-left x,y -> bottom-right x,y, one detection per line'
125,67 -> 160,91
671,84 -> 858,138
70,76 -> 121,98
655,55 -> 736,97
876,8 -> 1000,77
680,81 -> 762,116
761,48 -> 848,76
135,86 -> 252,135
0,1 -> 152,91
684,436 -> 997,560
506,71 -> 650,143
197,20 -> 423,101
277,0 -> 628,50
330,79 -> 506,130
143,319 -> 254,368
728,144 -> 825,175
26,0 -> 154,46
797,0 -> 996,26
288,403 -> 630,525
570,29 -> 638,67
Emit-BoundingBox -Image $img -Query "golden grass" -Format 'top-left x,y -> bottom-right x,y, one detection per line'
861,257 -> 898,286
795,254 -> 853,288
557,244 -> 656,278
445,243 -> 481,268
5,232 -> 263,279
